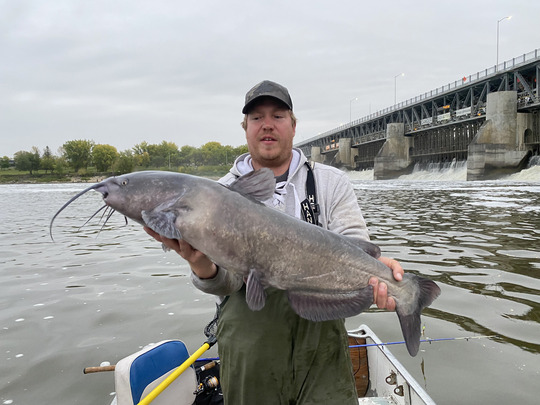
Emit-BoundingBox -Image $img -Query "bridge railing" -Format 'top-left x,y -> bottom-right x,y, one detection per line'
301,48 -> 540,144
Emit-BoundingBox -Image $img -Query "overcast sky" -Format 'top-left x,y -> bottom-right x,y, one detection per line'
2,0 -> 539,158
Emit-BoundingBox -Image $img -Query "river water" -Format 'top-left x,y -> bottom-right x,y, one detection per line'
1,164 -> 539,405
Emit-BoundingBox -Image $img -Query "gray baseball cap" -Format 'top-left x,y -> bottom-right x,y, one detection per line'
242,80 -> 293,114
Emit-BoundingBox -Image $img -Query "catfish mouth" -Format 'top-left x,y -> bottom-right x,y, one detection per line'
94,183 -> 110,200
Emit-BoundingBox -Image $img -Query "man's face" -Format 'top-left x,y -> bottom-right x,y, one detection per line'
244,98 -> 296,172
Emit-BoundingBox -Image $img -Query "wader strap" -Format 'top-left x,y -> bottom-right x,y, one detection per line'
300,161 -> 321,227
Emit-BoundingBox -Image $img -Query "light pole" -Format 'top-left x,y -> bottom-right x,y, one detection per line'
496,16 -> 511,71
394,73 -> 404,104
349,97 -> 358,122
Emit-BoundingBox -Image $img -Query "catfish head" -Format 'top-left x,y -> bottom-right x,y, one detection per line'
50,171 -> 190,240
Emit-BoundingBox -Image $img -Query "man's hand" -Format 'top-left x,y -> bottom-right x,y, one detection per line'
144,227 -> 218,279
369,256 -> 403,311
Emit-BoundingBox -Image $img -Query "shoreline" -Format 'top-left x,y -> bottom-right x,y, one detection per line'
0,174 -> 107,185
0,169 -> 228,184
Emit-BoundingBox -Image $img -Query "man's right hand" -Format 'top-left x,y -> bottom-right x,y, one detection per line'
144,226 -> 218,279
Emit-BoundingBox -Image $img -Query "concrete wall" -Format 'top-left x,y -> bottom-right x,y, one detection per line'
467,91 -> 530,180
311,146 -> 322,163
483,91 -> 518,144
373,123 -> 412,179
338,138 -> 352,167
517,112 -> 535,148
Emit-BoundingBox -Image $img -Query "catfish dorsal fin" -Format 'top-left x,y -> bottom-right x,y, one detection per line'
228,168 -> 275,202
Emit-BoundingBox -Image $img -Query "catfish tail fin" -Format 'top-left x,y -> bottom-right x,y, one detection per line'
396,275 -> 441,356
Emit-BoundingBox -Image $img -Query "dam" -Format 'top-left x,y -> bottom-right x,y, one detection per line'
295,49 -> 540,180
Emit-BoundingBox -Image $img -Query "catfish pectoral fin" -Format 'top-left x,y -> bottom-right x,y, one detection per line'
245,269 -> 267,311
141,210 -> 182,240
287,285 -> 374,322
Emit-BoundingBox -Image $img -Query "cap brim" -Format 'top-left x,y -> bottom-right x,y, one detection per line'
242,95 -> 291,114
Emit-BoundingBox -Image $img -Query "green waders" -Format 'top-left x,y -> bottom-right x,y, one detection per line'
216,286 -> 358,405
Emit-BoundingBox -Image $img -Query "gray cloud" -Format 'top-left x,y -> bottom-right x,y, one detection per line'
1,0 -> 538,157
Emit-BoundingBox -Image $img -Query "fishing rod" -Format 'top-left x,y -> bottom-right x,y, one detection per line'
192,335 -> 498,365
83,334 -> 498,374
348,335 -> 498,349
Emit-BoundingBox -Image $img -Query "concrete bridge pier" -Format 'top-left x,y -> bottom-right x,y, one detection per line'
373,123 -> 413,180
310,146 -> 323,163
467,91 -> 530,180
338,138 -> 353,167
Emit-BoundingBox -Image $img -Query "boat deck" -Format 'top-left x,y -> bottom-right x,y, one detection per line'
359,398 -> 398,405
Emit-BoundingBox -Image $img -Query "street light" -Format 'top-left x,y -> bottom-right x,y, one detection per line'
496,16 -> 512,71
394,73 -> 404,104
349,97 -> 358,122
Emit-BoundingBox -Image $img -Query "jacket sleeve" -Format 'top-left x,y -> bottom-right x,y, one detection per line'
190,266 -> 244,297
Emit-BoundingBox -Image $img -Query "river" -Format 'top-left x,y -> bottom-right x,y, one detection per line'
1,163 -> 539,405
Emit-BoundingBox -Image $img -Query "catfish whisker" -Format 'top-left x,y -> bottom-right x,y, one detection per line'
98,206 -> 113,224
50,183 -> 102,241
97,207 -> 117,236
78,204 -> 109,231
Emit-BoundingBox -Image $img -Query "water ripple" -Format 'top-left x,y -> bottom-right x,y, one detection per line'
1,180 -> 539,404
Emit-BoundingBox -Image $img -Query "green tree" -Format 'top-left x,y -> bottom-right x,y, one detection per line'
176,143 -> 247,167
178,145 -> 200,166
62,139 -> 94,172
132,141 -> 149,156
42,145 -> 53,159
92,144 -> 118,172
222,145 -> 234,165
0,156 -> 10,170
13,150 -> 33,174
133,151 -> 150,167
233,144 -> 249,157
200,142 -> 224,165
54,156 -> 68,174
146,141 -> 179,168
132,142 -> 151,167
29,147 -> 41,173
13,146 -> 40,174
114,150 -> 135,174
41,146 -> 56,173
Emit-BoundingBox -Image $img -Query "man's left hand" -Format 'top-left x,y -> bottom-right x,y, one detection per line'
369,256 -> 403,311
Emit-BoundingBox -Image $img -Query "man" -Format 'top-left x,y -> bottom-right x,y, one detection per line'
145,80 -> 403,404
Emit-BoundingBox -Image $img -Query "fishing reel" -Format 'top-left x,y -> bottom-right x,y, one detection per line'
194,375 -> 219,395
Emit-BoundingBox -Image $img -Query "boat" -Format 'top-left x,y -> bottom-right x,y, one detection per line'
348,325 -> 436,405
100,324 -> 435,405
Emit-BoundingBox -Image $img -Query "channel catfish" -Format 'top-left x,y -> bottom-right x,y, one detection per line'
50,169 -> 441,356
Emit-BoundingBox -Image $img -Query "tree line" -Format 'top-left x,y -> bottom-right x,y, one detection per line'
3,140 -> 248,175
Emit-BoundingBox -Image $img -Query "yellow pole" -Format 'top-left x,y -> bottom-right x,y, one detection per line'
137,341 -> 212,405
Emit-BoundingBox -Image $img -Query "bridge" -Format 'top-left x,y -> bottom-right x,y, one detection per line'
295,49 -> 540,180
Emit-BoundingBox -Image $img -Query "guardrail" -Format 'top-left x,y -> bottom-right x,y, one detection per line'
298,48 -> 540,144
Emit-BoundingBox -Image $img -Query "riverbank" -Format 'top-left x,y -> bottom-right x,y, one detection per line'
0,172 -> 106,184
0,166 -> 230,184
